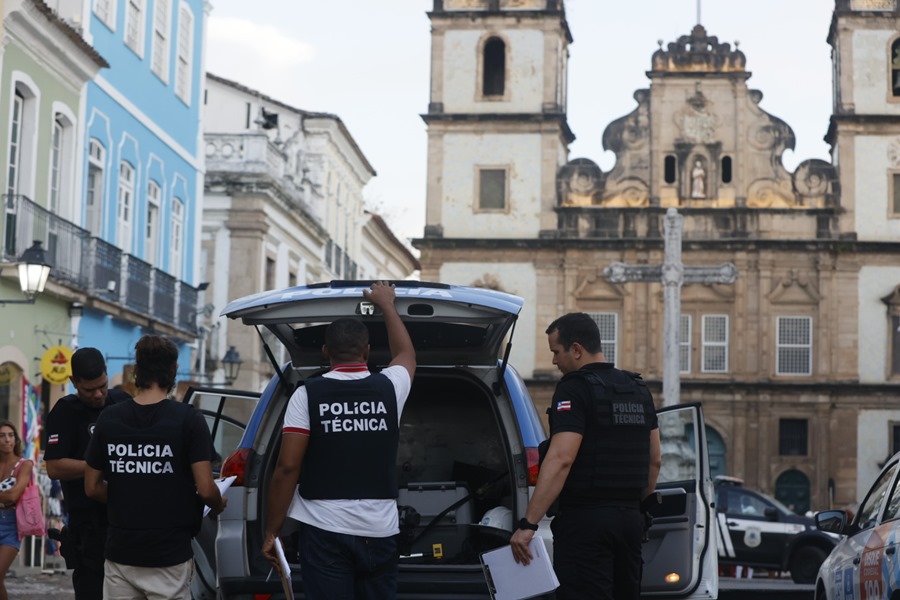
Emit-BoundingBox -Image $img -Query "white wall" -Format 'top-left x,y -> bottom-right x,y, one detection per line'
857,410 -> 900,500
438,262 -> 537,377
858,265 -> 900,382
442,29 -> 546,113
852,30 -> 900,116
854,136 -> 900,240
440,132 -> 543,237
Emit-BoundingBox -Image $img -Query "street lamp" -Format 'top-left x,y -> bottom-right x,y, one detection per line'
0,241 -> 52,305
222,346 -> 243,385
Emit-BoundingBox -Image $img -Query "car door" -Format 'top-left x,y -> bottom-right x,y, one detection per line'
183,386 -> 260,600
840,459 -> 899,600
641,403 -> 718,599
719,487 -> 798,567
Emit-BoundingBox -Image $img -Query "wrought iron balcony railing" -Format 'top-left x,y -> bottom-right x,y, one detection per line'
2,194 -> 200,334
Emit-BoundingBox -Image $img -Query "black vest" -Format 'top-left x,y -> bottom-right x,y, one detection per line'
556,366 -> 655,504
101,400 -> 199,531
298,373 -> 399,500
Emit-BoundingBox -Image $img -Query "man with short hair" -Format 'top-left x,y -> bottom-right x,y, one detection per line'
261,281 -> 416,600
45,347 -> 130,600
510,312 -> 661,600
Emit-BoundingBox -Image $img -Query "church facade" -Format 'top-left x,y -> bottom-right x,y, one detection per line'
414,0 -> 900,511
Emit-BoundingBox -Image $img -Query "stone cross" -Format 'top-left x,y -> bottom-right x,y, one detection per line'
603,208 -> 737,406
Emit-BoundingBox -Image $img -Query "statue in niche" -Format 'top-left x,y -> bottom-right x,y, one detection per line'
691,159 -> 707,198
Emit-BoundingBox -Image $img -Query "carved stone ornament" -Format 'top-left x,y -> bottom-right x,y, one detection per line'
676,88 -> 719,144
472,274 -> 503,291
888,137 -> 900,168
851,0 -> 895,9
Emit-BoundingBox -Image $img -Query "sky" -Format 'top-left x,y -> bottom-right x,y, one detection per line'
205,1 -> 835,244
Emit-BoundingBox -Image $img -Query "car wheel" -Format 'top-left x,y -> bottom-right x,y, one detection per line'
790,546 -> 828,584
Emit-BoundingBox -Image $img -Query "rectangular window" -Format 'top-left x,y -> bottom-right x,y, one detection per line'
49,118 -> 63,214
478,168 -> 507,211
86,139 -> 106,237
175,5 -> 194,103
7,93 -> 23,197
265,257 -> 275,290
893,173 -> 900,217
588,312 -> 618,365
892,315 -> 900,376
702,315 -> 729,373
94,0 -> 116,28
779,418 -> 808,456
117,162 -> 135,253
146,181 -> 161,266
892,422 -> 900,457
171,197 -> 183,278
125,0 -> 145,55
777,316 -> 813,376
678,315 -> 691,373
151,0 -> 171,80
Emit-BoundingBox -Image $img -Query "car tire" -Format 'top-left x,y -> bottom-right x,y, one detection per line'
790,545 -> 828,584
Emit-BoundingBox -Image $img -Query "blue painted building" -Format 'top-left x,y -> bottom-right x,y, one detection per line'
76,0 -> 207,379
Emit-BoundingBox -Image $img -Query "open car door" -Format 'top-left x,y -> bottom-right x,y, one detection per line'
641,402 -> 718,599
183,386 -> 260,600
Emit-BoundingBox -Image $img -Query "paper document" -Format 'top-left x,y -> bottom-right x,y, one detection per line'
480,537 -> 559,600
274,537 -> 294,600
203,475 -> 237,517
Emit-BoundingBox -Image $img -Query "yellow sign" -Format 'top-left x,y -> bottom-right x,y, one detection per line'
41,346 -> 73,385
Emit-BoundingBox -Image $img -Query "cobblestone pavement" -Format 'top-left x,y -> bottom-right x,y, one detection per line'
6,568 -> 75,599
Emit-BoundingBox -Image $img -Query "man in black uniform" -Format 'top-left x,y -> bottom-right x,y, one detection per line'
84,335 -> 225,598
510,312 -> 661,600
44,347 -> 129,600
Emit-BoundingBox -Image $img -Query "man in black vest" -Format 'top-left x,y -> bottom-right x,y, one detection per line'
84,335 -> 225,599
510,312 -> 661,600
44,347 -> 130,600
262,281 -> 416,600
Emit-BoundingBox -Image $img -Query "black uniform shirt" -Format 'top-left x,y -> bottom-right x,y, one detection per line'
44,389 -> 130,514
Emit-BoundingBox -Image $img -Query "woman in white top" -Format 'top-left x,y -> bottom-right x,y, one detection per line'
0,420 -> 33,600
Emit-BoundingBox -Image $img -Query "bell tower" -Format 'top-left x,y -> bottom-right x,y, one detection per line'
421,0 -> 573,241
828,0 -> 900,240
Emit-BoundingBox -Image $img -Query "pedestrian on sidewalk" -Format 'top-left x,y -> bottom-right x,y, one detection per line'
0,420 -> 35,600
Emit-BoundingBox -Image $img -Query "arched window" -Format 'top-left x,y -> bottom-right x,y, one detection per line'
483,37 -> 506,97
86,139 -> 106,237
721,156 -> 733,184
664,155 -> 677,184
892,39 -> 900,97
117,161 -> 135,252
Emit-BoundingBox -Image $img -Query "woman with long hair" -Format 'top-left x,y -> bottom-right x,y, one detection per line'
0,420 -> 33,600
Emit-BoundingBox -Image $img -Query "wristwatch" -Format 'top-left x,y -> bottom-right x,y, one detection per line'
517,517 -> 539,531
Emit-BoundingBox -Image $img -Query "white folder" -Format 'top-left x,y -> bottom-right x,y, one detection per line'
480,537 -> 559,600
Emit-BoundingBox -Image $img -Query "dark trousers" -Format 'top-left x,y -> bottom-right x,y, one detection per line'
296,522 -> 398,600
66,510 -> 107,600
551,503 -> 644,600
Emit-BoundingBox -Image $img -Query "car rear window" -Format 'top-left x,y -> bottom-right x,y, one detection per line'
292,321 -> 491,350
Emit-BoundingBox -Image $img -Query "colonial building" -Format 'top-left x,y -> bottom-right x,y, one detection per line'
0,0 -> 107,424
202,74 -> 419,392
414,0 -> 900,511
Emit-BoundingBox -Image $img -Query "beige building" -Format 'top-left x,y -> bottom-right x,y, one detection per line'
202,74 -> 419,392
415,0 -> 900,512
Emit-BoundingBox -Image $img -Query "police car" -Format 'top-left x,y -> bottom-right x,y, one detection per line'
189,281 -> 719,599
814,451 -> 900,600
715,476 -> 836,583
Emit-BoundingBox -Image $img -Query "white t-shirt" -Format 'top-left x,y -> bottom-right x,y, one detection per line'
282,363 -> 412,537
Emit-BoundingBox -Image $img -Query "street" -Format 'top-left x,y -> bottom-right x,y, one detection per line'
719,577 -> 814,600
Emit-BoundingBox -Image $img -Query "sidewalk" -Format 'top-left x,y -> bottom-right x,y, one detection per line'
6,565 -> 74,599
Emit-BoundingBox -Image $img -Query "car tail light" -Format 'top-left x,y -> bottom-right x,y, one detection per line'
221,447 -> 250,486
525,447 -> 540,486
253,595 -> 273,600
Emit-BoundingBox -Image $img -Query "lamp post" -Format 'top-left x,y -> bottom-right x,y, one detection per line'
222,346 -> 243,385
0,241 -> 52,305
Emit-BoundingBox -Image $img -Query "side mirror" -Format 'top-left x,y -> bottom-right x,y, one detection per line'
764,506 -> 779,521
815,510 -> 848,535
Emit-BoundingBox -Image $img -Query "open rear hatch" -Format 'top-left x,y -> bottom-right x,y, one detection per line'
223,280 -> 523,370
